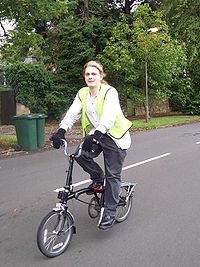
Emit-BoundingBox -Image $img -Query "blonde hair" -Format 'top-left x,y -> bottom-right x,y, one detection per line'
83,60 -> 107,84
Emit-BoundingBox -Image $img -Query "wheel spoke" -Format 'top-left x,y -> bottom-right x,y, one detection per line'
45,234 -> 57,251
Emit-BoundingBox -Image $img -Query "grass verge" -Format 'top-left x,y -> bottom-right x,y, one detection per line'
131,115 -> 200,130
0,135 -> 17,149
0,115 -> 200,150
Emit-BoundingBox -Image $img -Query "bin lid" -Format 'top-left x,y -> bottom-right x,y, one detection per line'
12,113 -> 45,120
35,113 -> 48,119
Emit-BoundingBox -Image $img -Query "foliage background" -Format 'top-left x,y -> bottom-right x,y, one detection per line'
1,0 -> 200,119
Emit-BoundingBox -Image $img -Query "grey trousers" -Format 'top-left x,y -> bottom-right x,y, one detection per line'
75,134 -> 127,216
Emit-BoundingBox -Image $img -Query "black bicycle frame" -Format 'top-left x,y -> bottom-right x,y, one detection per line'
64,154 -> 75,190
57,153 -> 92,204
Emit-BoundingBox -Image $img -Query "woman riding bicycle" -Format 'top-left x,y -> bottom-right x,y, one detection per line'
50,60 -> 132,230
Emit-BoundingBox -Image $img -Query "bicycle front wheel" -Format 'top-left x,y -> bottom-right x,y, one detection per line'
115,186 -> 133,223
37,210 -> 75,258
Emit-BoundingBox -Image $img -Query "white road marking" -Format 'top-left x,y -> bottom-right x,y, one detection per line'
55,152 -> 171,190
196,141 -> 200,144
122,152 -> 171,170
72,179 -> 91,187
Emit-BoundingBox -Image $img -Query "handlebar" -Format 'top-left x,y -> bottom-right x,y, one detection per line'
60,139 -> 68,156
60,138 -> 84,159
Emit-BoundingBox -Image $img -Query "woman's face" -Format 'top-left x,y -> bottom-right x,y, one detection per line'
84,66 -> 102,89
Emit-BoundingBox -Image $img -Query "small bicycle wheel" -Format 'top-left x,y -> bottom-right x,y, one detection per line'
88,197 -> 101,218
37,210 -> 74,258
115,186 -> 133,223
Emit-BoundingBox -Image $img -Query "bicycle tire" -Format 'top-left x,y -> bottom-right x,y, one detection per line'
37,210 -> 74,258
115,186 -> 133,223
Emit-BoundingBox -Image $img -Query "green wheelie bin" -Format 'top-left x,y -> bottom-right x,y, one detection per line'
12,114 -> 38,151
12,113 -> 47,151
36,114 -> 47,148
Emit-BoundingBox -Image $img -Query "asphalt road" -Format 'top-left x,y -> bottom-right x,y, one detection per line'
1,122 -> 200,267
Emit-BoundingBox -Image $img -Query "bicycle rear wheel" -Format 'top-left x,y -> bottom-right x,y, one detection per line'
115,186 -> 133,223
37,210 -> 75,258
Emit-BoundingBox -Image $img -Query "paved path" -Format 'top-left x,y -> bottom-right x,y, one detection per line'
1,122 -> 200,266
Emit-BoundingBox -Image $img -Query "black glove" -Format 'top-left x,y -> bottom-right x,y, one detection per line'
82,130 -> 103,152
50,128 -> 66,149
93,130 -> 102,144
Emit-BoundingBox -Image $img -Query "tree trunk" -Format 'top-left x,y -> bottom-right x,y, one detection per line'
83,0 -> 89,20
124,0 -> 135,15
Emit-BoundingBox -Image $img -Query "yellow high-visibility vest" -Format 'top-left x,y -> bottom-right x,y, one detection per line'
78,84 -> 132,138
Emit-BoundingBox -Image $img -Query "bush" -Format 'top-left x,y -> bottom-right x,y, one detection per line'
5,62 -> 51,114
5,62 -> 78,120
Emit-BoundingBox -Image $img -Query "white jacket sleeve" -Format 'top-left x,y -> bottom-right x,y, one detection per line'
59,93 -> 82,132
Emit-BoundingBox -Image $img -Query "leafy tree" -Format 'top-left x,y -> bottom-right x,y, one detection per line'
160,0 -> 200,114
41,4 -> 118,116
141,0 -> 169,10
0,0 -> 68,61
98,4 -> 186,113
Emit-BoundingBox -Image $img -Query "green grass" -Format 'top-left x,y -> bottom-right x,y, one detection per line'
0,135 -> 17,149
131,115 -> 200,130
